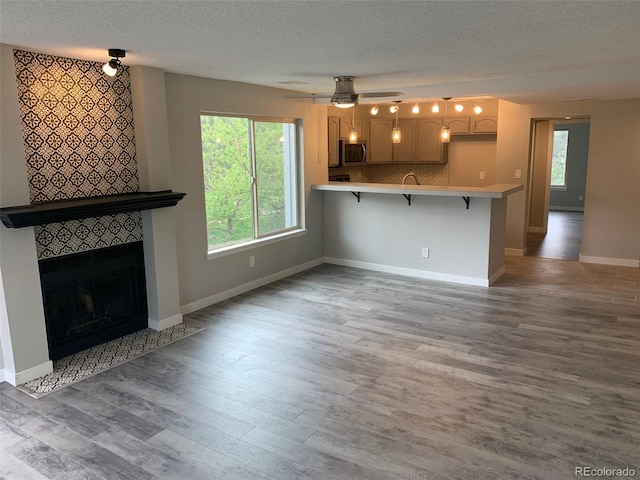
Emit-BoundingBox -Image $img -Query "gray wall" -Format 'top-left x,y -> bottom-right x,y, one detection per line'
163,73 -> 326,309
550,122 -> 590,210
497,98 -> 640,265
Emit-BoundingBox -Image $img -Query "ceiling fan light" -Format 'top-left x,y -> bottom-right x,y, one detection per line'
473,104 -> 483,115
441,125 -> 450,143
431,102 -> 440,113
370,105 -> 379,115
412,104 -> 420,114
334,102 -> 356,109
454,103 -> 464,112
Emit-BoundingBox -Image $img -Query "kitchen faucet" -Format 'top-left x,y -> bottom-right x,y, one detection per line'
402,172 -> 420,185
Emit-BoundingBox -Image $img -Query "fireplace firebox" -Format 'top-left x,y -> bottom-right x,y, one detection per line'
38,241 -> 148,360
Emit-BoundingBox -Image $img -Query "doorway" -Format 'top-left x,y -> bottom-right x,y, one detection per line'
526,118 -> 590,260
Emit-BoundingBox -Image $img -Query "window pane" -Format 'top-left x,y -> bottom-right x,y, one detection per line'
254,121 -> 297,236
200,115 -> 253,248
550,130 -> 569,187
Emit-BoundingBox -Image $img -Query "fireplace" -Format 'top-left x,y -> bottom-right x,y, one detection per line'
38,241 -> 148,360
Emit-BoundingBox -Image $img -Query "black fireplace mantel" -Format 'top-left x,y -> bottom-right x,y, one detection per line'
0,190 -> 186,228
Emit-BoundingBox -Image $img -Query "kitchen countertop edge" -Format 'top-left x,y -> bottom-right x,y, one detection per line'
312,182 -> 524,198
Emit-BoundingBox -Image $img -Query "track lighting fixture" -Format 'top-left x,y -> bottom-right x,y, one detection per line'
412,103 -> 420,114
454,103 -> 464,113
389,104 -> 399,114
473,104 -> 483,115
431,102 -> 440,113
370,105 -> 379,115
103,48 -> 126,77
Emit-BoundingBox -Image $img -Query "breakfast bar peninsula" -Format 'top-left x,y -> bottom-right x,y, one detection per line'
312,182 -> 523,286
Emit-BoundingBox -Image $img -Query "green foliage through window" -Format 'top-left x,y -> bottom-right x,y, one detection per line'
550,130 -> 569,188
200,114 -> 299,250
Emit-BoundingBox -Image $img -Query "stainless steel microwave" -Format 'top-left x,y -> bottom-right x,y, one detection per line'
339,140 -> 367,164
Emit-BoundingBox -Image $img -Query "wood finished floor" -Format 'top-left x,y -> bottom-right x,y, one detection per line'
2,257 -> 639,479
527,211 -> 583,261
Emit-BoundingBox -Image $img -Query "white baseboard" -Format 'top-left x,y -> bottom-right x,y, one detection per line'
3,360 -> 53,386
489,266 -> 506,285
180,257 -> 324,315
550,206 -> 584,212
148,313 -> 183,331
579,255 -> 639,268
324,257 -> 491,287
528,226 -> 546,234
505,247 -> 527,256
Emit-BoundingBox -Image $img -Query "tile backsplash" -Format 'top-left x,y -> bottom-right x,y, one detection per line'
329,162 -> 450,185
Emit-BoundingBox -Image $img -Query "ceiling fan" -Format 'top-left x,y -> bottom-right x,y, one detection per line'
285,76 -> 404,108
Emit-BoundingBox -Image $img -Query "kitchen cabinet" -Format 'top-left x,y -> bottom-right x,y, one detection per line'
448,117 -> 471,134
368,119 -> 393,163
470,115 -> 497,134
450,115 -> 497,135
392,119 -> 417,162
369,118 -> 447,164
417,118 -> 446,163
339,117 -> 366,141
328,116 -> 340,167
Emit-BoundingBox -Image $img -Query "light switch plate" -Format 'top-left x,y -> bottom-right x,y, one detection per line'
479,171 -> 485,180
515,169 -> 522,179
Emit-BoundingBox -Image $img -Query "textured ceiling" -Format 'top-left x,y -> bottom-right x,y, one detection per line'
1,0 -> 639,104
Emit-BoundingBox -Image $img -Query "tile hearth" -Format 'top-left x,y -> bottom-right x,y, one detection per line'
17,323 -> 204,398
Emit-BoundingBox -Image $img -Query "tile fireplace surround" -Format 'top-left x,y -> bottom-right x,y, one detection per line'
0,45 -> 184,385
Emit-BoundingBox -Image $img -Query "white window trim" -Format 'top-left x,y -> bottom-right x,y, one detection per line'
207,228 -> 307,260
200,113 -> 302,254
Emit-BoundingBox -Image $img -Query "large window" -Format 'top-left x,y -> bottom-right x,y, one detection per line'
200,114 -> 299,251
550,129 -> 569,188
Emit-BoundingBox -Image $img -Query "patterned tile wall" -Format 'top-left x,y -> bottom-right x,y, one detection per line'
13,49 -> 143,259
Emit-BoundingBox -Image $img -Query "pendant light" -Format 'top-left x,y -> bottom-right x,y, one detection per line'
392,101 -> 402,144
441,97 -> 451,143
348,106 -> 358,144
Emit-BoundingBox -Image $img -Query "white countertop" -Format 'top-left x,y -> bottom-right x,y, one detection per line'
312,182 -> 523,198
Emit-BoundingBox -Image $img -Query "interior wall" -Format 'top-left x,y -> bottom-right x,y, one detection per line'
164,73 -> 326,308
549,122 -> 590,210
448,136 -> 497,187
497,98 -> 640,265
528,120 -> 551,230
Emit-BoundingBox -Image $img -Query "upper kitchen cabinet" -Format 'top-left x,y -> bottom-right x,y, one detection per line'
369,118 -> 447,164
470,115 -> 497,134
417,118 -> 446,163
448,117 -> 471,134
450,115 -> 498,135
339,117 -> 366,142
369,119 -> 393,163
392,119 -> 418,162
328,116 -> 340,167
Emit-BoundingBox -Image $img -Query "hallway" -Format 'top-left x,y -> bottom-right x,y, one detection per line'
526,210 -> 583,261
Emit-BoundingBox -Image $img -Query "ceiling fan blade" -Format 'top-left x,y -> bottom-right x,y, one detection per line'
284,93 -> 333,99
358,92 -> 405,98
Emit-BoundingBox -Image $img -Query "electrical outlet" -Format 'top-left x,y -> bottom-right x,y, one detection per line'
515,169 -> 522,179
479,171 -> 485,180
421,247 -> 429,258
249,255 -> 255,267
579,194 -> 584,201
